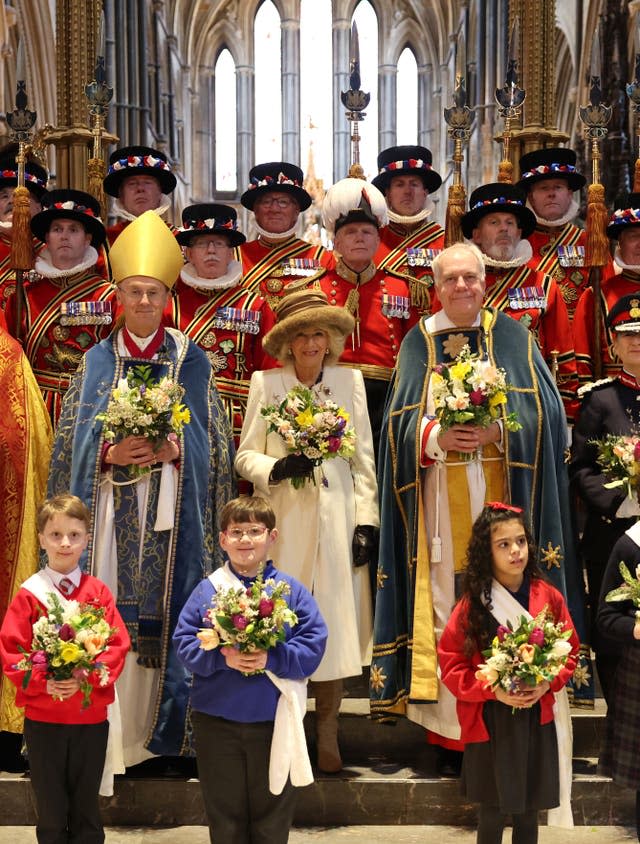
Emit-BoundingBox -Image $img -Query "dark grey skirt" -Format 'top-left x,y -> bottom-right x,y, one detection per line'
599,644 -> 640,789
461,700 -> 559,814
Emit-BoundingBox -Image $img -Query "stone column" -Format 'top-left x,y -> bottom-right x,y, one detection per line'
236,63 -> 255,200
281,12 -> 300,165
378,63 -> 396,152
332,14 -> 350,181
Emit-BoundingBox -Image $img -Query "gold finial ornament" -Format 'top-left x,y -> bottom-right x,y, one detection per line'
495,16 -> 525,184
341,21 -> 369,180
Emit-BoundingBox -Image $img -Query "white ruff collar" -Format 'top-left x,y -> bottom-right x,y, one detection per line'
180,260 -> 242,291
527,197 -> 580,228
387,196 -> 435,226
254,220 -> 299,241
0,219 -> 11,230
614,246 -> 640,273
35,245 -> 99,278
112,198 -> 171,223
479,238 -> 533,270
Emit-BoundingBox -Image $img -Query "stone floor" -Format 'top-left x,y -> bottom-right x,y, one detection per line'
0,826 -> 637,844
0,826 -> 636,842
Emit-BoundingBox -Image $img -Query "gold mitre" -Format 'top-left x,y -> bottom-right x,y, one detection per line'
110,210 -> 183,288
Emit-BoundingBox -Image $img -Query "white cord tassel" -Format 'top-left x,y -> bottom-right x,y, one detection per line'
431,458 -> 442,563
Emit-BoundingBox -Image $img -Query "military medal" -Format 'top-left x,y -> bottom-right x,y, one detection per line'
59,300 -> 112,326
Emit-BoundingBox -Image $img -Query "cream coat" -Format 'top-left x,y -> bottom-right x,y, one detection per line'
235,364 -> 378,681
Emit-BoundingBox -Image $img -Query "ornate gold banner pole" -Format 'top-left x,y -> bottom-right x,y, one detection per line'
6,39 -> 37,344
84,8 -> 112,218
340,22 -> 369,180
495,16 -> 525,184
579,24 -> 611,380
443,31 -> 475,246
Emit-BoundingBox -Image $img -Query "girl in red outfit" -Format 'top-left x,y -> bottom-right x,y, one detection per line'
438,503 -> 579,844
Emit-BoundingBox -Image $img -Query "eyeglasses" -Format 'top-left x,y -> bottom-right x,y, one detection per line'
225,526 -> 269,541
190,239 -> 230,251
118,287 -> 166,303
255,197 -> 296,209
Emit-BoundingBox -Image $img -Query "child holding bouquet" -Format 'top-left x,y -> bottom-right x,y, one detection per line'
0,494 -> 130,844
173,496 -> 327,844
438,503 -> 579,843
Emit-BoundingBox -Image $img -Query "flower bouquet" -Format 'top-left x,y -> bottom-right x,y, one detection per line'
475,606 -> 573,711
431,345 -> 521,459
96,364 -> 191,477
604,560 -> 640,622
590,433 -> 640,500
15,592 -> 117,709
197,567 -> 298,674
260,384 -> 356,489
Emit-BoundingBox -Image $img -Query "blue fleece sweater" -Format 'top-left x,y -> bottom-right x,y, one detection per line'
173,561 -> 327,722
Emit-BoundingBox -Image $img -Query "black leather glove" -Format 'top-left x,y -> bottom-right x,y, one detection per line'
269,453 -> 315,483
352,525 -> 379,568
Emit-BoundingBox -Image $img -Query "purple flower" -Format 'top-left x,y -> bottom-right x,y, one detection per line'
634,441 -> 640,462
469,389 -> 486,406
232,614 -> 249,630
58,623 -> 76,642
258,598 -> 274,618
496,625 -> 510,642
528,627 -> 545,647
31,651 -> 47,667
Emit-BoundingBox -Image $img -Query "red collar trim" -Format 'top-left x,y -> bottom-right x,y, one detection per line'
122,326 -> 165,359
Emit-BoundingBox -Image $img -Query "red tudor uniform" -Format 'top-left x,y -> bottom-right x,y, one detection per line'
7,189 -> 114,425
526,224 -> 591,320
573,267 -> 640,386
375,221 -> 445,315
170,273 -> 269,444
0,233 -> 45,314
239,235 -> 329,304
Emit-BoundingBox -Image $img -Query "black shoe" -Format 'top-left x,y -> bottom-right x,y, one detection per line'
436,747 -> 463,778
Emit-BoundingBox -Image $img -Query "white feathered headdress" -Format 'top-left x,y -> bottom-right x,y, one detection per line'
322,178 -> 388,238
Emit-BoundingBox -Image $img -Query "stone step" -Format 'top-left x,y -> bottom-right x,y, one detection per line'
0,702 -> 627,828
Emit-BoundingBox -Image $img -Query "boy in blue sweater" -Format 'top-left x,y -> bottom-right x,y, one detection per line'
173,496 -> 327,844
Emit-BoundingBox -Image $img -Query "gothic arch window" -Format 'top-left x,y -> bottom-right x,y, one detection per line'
214,48 -> 237,192
396,45 -> 418,145
254,0 -> 282,163
300,0 -> 332,185
352,0 -> 379,179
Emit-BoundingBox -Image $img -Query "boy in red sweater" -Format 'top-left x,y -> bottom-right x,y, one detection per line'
0,494 -> 130,844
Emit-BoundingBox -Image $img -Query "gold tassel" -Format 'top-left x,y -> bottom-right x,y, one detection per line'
585,182 -> 609,268
444,183 -> 466,247
10,186 -> 34,271
634,159 -> 640,193
497,159 -> 513,184
87,157 -> 107,220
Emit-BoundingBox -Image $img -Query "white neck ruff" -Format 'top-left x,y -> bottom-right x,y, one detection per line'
479,237 -> 533,270
112,197 -> 171,223
35,245 -> 99,279
527,197 -> 580,229
254,220 -> 299,241
387,196 -> 435,226
180,260 -> 242,291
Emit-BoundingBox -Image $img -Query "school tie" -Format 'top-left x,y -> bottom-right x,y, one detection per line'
58,577 -> 75,597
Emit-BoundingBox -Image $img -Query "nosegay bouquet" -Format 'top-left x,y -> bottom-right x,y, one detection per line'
96,364 -> 191,477
475,606 -> 573,710
590,433 -> 640,500
197,567 -> 298,674
15,592 -> 117,709
604,560 -> 640,621
260,384 -> 356,489
431,344 -> 522,436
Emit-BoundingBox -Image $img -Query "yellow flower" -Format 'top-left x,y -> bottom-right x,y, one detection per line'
295,407 -> 314,428
337,408 -> 350,424
59,643 -> 82,664
450,361 -> 471,381
171,403 -> 191,428
197,628 -> 220,651
488,390 -> 507,409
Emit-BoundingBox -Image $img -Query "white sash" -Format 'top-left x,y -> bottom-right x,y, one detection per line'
21,571 -> 125,797
208,563 -> 313,794
487,578 -> 574,828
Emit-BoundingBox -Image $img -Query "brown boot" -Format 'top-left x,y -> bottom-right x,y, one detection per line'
314,679 -> 343,773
